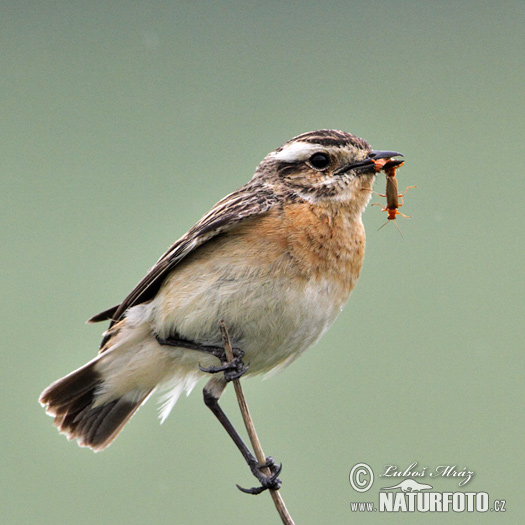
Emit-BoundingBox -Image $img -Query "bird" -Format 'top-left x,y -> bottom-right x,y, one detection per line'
40,129 -> 402,491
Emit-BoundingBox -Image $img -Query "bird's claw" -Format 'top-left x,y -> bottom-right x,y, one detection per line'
199,349 -> 249,382
236,457 -> 283,495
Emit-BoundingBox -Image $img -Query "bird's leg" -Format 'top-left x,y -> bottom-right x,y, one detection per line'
157,333 -> 281,493
203,378 -> 282,494
155,334 -> 249,381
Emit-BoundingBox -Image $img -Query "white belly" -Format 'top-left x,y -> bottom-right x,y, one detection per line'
151,269 -> 349,376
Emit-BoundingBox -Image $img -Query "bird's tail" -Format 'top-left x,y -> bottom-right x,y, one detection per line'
40,307 -> 205,450
39,355 -> 152,451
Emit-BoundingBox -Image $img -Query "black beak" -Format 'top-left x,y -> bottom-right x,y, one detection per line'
369,150 -> 403,160
335,149 -> 404,176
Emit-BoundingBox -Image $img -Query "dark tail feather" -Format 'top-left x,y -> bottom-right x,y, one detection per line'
40,360 -> 150,451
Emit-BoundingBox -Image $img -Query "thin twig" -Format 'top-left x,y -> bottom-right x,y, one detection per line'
219,321 -> 295,525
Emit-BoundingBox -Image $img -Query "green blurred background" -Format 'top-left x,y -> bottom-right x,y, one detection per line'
2,1 -> 523,523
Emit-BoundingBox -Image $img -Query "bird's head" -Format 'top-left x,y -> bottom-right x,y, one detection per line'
255,129 -> 403,212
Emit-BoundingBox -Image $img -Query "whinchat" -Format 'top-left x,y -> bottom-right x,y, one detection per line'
40,129 -> 402,492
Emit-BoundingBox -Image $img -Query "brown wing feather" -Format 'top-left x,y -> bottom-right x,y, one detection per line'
87,305 -> 118,323
89,181 -> 278,333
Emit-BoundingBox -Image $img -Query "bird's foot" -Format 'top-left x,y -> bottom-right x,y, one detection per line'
199,348 -> 249,382
236,456 -> 283,495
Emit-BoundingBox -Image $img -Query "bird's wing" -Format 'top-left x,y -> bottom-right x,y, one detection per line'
88,181 -> 278,327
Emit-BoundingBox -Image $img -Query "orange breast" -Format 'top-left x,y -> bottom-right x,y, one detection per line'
233,202 -> 365,295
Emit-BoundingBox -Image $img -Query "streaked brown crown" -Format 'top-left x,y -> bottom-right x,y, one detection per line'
279,129 -> 370,151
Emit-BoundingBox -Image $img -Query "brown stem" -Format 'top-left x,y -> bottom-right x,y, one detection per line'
219,321 -> 295,525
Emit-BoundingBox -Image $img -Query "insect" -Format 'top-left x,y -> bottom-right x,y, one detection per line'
372,159 -> 416,235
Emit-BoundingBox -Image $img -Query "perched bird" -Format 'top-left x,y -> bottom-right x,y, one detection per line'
40,129 -> 402,491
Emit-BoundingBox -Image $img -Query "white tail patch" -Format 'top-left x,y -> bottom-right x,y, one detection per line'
157,372 -> 200,423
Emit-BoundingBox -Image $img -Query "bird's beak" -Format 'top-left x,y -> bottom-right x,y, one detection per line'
369,150 -> 404,160
336,149 -> 404,175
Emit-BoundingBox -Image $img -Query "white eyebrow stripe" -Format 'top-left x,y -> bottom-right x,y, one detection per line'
271,142 -> 322,162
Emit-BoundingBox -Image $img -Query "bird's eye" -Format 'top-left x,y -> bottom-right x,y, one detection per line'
308,153 -> 330,170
